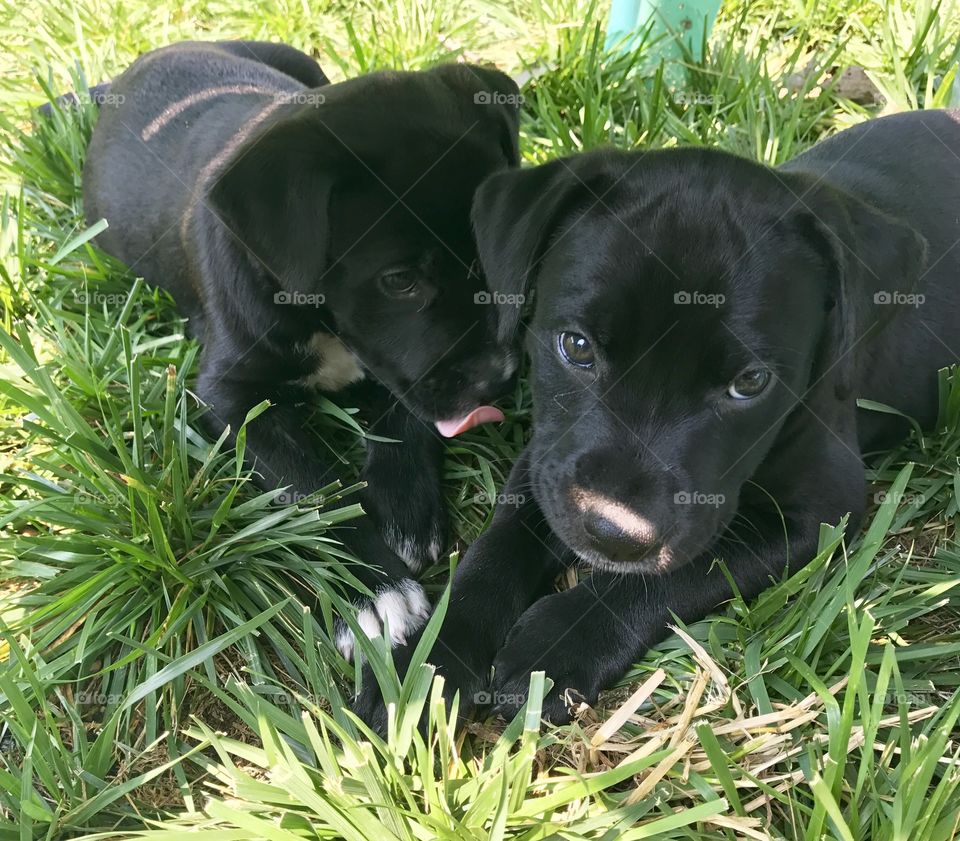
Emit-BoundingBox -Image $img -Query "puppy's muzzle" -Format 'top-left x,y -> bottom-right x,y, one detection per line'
574,488 -> 659,565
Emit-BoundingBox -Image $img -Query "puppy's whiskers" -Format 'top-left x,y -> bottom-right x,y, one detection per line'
552,386 -> 593,413
727,511 -> 764,542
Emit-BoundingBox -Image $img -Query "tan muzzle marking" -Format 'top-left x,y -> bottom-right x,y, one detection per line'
571,486 -> 656,543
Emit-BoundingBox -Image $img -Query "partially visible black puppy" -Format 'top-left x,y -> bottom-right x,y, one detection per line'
356,108 -> 960,726
82,41 -> 520,658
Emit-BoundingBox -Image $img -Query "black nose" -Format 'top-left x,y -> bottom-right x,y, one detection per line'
470,349 -> 518,401
583,514 -> 655,564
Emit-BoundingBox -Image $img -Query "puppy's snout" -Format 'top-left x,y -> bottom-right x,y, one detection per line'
583,512 -> 656,562
573,487 -> 659,564
471,348 -> 519,397
487,347 -> 518,386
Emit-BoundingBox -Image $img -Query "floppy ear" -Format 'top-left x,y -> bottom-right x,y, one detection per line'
207,107 -> 338,295
430,63 -> 521,166
471,159 -> 585,343
792,178 -> 928,399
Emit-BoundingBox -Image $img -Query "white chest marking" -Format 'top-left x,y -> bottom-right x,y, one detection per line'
297,332 -> 365,392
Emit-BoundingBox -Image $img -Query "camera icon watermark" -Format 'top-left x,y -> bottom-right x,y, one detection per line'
473,91 -> 524,106
873,291 -> 925,307
674,490 -> 725,508
674,290 -> 725,308
274,290 -> 326,307
474,290 -> 525,307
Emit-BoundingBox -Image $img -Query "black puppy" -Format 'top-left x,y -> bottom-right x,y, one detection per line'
357,108 -> 960,725
82,41 -> 520,658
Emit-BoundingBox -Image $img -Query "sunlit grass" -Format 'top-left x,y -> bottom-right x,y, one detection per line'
1,0 -> 959,837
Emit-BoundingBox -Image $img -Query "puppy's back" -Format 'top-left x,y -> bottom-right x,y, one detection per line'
783,109 -> 960,439
82,41 -> 324,319
781,109 -> 960,227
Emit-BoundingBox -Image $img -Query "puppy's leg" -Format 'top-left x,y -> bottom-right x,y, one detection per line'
490,435 -> 867,723
353,450 -> 567,732
360,397 -> 447,575
487,516 -> 819,722
196,368 -> 429,661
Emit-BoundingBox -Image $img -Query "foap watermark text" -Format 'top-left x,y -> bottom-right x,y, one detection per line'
475,290 -> 524,307
474,689 -> 526,707
275,290 -> 326,307
473,491 -> 526,508
474,91 -> 524,106
274,91 -> 326,107
874,291 -> 924,307
674,291 -> 725,308
674,490 -> 725,508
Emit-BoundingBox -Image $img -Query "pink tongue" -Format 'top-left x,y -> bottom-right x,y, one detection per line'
435,406 -> 505,438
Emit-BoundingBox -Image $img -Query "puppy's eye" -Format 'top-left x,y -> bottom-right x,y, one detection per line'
728,368 -> 772,400
558,331 -> 595,368
378,270 -> 419,298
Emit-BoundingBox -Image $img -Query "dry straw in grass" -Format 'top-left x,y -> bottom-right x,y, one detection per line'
578,622 -> 946,830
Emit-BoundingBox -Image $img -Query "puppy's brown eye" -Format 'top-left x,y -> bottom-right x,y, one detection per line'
558,331 -> 594,368
378,270 -> 419,298
728,368 -> 772,400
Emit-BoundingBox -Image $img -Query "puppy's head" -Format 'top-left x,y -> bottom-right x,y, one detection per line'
208,63 -> 521,428
473,148 -> 927,574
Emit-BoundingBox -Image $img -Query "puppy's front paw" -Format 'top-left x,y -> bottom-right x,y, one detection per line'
334,579 -> 430,662
353,625 -> 492,736
489,593 -> 602,724
352,641 -> 417,737
363,481 -> 447,575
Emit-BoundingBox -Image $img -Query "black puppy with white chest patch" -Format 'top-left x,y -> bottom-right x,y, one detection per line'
357,108 -> 960,726
82,41 -> 519,658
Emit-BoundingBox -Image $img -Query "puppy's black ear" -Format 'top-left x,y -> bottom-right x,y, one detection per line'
471,159 -> 583,343
431,63 -> 521,166
207,107 -> 338,295
793,179 -> 928,399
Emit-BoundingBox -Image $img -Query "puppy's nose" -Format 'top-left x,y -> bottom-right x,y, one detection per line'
583,514 -> 654,563
472,349 -> 518,400
572,487 -> 658,564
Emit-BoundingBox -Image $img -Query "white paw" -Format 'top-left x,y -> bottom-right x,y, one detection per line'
386,528 -> 443,575
334,579 -> 431,662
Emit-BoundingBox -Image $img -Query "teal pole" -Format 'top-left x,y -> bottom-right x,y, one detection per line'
606,0 -> 644,51
605,0 -> 723,64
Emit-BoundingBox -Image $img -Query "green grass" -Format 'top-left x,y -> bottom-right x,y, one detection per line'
1,0 -> 960,837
